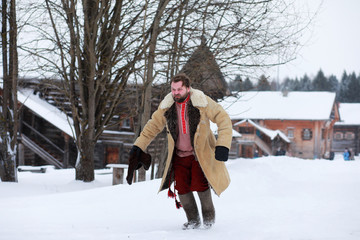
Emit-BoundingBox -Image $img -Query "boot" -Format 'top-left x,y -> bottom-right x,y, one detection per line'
178,192 -> 201,230
198,188 -> 215,229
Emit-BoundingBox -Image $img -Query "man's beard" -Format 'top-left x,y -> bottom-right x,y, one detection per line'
173,92 -> 189,103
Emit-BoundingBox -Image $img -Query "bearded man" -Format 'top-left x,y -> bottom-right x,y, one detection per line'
127,73 -> 232,230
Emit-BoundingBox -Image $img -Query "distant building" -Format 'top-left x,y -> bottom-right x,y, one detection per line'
332,103 -> 360,156
220,91 -> 340,159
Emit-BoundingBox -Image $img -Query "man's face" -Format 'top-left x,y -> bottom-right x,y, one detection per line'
171,81 -> 190,103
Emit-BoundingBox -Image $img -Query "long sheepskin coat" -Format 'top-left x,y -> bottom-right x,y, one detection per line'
134,88 -> 232,196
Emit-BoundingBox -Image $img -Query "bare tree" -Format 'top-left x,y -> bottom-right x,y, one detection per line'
44,0 -> 152,181
18,0 -> 188,181
0,0 -> 19,182
17,0 -> 312,181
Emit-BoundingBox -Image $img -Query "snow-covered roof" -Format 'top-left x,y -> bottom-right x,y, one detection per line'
234,119 -> 290,143
210,121 -> 242,138
219,91 -> 336,121
17,88 -> 76,138
335,103 -> 360,126
17,88 -> 140,140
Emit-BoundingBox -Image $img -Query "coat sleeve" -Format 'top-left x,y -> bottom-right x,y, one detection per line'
206,96 -> 233,149
134,107 -> 167,151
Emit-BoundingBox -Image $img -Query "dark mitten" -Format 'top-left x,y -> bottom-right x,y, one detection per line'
215,146 -> 229,162
126,145 -> 152,185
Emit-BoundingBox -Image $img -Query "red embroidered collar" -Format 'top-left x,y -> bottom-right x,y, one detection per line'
176,94 -> 190,134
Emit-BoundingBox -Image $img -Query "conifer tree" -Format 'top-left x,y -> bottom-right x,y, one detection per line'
242,78 -> 254,91
257,75 -> 271,91
299,74 -> 312,91
338,71 -> 350,102
328,75 -> 339,93
292,78 -> 301,91
312,69 -> 330,91
281,77 -> 295,91
229,75 -> 242,92
347,72 -> 360,102
270,80 -> 278,91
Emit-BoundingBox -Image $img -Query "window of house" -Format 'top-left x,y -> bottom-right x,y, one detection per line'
334,132 -> 343,140
287,128 -> 294,138
330,109 -> 335,119
239,127 -> 254,134
122,119 -> 131,129
345,132 -> 355,140
302,128 -> 312,140
321,129 -> 325,140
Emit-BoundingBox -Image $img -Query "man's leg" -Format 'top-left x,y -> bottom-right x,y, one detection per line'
197,188 -> 215,228
178,192 -> 201,229
190,159 -> 215,228
173,154 -> 200,229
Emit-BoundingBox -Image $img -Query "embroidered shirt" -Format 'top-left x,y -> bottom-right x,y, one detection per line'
175,94 -> 194,157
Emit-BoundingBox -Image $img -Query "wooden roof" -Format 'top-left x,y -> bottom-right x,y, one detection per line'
181,39 -> 229,100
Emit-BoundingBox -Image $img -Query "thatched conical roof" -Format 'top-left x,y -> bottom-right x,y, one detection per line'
181,39 -> 229,100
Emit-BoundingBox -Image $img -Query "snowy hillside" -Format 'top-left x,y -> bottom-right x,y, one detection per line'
1,155 -> 360,240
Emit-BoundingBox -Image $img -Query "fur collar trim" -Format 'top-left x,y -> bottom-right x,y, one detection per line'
159,88 -> 208,109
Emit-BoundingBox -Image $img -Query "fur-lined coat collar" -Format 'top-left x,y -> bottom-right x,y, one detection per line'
159,88 -> 208,110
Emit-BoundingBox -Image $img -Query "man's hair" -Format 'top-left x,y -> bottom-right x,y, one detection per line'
171,73 -> 191,88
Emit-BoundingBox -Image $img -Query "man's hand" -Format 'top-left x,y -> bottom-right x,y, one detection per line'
126,145 -> 152,185
215,146 -> 229,162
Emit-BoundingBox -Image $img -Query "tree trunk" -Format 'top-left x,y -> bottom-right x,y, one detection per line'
134,0 -> 170,182
0,0 -> 18,182
0,145 -> 17,182
73,0 -> 97,182
136,0 -> 169,135
0,0 -> 9,181
75,134 -> 95,182
0,118 -> 15,181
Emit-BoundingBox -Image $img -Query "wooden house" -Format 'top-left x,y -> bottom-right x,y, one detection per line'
332,103 -> 360,156
16,84 -> 138,169
220,91 -> 340,159
234,119 -> 290,158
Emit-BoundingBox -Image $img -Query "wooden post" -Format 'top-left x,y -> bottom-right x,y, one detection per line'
18,142 -> 24,165
357,127 -> 360,155
137,168 -> 146,182
63,134 -> 69,168
133,169 -> 137,183
106,164 -> 128,185
314,122 -> 320,159
113,167 -> 124,185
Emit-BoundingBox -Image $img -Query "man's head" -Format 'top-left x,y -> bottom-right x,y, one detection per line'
170,73 -> 191,103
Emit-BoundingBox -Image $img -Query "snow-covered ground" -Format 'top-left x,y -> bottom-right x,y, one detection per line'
1,154 -> 360,240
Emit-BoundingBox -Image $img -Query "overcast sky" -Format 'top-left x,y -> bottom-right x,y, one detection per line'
1,1 -> 358,84
270,0 -> 360,81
